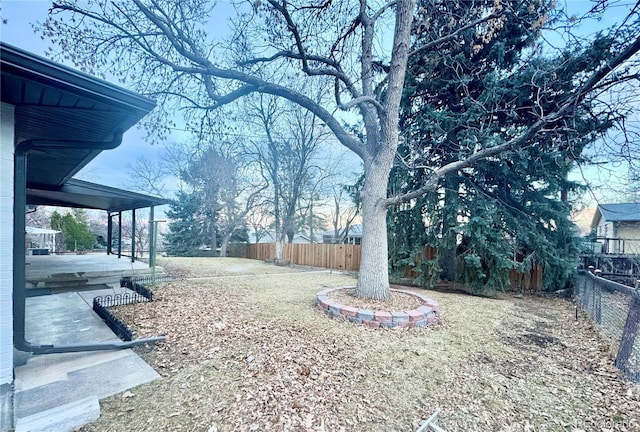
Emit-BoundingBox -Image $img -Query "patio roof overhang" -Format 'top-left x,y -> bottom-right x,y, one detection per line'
27,178 -> 170,213
2,42 -> 166,355
1,41 -> 156,188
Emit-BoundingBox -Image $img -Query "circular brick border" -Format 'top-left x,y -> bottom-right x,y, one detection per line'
316,286 -> 440,328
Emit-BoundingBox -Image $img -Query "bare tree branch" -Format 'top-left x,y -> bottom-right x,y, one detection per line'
338,95 -> 386,114
371,1 -> 397,23
408,9 -> 507,58
237,50 -> 359,97
386,32 -> 640,207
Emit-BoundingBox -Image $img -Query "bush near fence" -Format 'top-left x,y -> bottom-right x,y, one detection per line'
575,271 -> 640,382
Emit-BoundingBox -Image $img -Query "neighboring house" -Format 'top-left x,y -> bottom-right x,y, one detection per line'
591,203 -> 640,255
322,224 -> 363,245
345,224 -> 363,245
25,226 -> 60,254
247,231 -> 323,244
572,207 -> 597,237
1,42 -> 168,430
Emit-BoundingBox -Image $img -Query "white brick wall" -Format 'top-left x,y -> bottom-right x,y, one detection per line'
0,102 -> 15,386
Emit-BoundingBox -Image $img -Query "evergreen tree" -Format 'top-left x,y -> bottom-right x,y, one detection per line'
183,147 -> 223,251
164,191 -> 208,256
394,0 -> 613,292
230,224 -> 249,244
43,0 -> 640,300
50,210 -> 96,252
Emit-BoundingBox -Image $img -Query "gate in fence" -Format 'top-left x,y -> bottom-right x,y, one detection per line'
575,271 -> 640,382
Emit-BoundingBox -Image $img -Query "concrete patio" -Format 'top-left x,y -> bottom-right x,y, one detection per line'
13,254 -> 163,431
26,253 -> 156,292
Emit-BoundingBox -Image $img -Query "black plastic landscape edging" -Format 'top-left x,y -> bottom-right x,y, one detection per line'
120,276 -> 155,301
93,298 -> 134,341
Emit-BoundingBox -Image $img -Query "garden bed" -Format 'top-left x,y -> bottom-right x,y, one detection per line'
318,287 -> 439,328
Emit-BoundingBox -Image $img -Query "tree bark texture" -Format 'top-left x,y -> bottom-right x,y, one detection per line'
219,232 -> 233,257
356,160 -> 393,300
210,222 -> 217,253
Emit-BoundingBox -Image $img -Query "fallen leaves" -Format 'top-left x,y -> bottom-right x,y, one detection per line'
328,287 -> 422,311
82,258 -> 640,432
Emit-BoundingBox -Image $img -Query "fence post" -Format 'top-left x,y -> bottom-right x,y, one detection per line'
615,293 -> 640,378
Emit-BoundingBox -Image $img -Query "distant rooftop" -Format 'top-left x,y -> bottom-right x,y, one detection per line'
25,226 -> 60,235
596,203 -> 640,223
346,224 -> 362,236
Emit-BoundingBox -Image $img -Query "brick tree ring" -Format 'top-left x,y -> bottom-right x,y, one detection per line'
316,286 -> 440,328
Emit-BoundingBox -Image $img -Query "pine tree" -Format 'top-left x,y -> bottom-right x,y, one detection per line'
164,191 -> 208,256
394,0 -> 612,292
43,0 -> 640,299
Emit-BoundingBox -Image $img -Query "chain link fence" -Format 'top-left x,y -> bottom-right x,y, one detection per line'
575,271 -> 640,382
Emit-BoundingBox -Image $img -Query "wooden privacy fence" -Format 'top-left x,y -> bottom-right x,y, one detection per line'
245,243 -> 362,271
509,265 -> 544,291
401,246 -> 543,291
241,243 -> 543,290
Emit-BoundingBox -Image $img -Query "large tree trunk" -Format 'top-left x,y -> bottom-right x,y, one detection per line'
309,201 -> 314,243
439,173 -> 459,281
219,232 -> 233,257
354,0 -> 415,300
283,201 -> 296,243
210,222 -> 217,254
275,240 -> 283,260
273,183 -> 282,259
355,159 -> 393,300
286,228 -> 295,243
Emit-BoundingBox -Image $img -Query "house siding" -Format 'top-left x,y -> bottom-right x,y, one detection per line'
617,222 -> 640,254
0,102 -> 14,387
596,219 -> 613,238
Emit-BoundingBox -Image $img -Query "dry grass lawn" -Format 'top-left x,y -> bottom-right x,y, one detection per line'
82,257 -> 640,432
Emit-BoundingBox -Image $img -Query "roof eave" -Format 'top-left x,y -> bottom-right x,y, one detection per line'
1,42 -> 155,114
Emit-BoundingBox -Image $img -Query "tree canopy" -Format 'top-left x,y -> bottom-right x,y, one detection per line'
50,210 -> 96,252
386,0 -> 623,292
163,145 -> 252,256
42,0 -> 640,298
164,190 -> 207,256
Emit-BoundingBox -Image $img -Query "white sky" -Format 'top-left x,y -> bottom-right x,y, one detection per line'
1,2 -> 154,187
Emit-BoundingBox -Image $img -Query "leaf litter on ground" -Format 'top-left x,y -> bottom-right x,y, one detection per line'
82,257 -> 640,432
